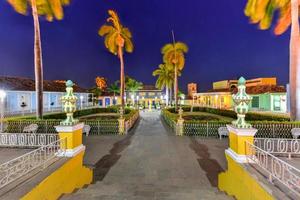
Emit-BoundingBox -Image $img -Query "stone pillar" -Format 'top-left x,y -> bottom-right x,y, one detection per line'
118,118 -> 126,135
118,106 -> 126,135
225,125 -> 257,163
55,123 -> 85,157
176,107 -> 184,136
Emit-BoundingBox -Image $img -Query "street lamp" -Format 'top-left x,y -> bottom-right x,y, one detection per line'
80,95 -> 83,110
0,90 -> 7,133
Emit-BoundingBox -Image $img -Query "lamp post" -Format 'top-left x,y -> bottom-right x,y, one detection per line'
0,90 -> 6,133
80,95 -> 83,110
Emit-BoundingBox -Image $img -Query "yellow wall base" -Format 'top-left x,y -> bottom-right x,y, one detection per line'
218,153 -> 274,200
21,150 -> 92,200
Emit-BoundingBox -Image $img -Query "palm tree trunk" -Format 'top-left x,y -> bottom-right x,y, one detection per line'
118,46 -> 125,108
165,86 -> 169,106
174,64 -> 178,110
290,0 -> 300,120
169,86 -> 172,106
31,0 -> 43,119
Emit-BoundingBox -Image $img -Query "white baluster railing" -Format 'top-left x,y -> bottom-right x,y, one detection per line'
0,133 -> 58,148
0,138 -> 66,189
254,138 -> 300,158
246,141 -> 300,197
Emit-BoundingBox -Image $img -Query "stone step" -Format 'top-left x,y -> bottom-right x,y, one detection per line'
62,181 -> 232,200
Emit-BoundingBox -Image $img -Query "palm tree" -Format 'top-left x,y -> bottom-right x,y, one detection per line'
152,64 -> 175,106
108,81 -> 120,99
98,10 -> 134,109
244,0 -> 300,120
161,42 -> 188,110
125,76 -> 143,97
7,0 -> 71,119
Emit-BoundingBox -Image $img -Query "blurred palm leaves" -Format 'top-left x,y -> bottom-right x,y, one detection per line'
7,0 -> 71,21
161,42 -> 188,71
98,10 -> 133,55
244,0 -> 293,35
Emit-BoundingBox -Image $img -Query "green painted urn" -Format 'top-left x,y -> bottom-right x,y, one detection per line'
232,77 -> 252,128
60,80 -> 79,126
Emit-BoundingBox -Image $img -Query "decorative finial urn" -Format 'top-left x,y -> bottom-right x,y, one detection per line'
232,77 -> 252,128
60,80 -> 79,125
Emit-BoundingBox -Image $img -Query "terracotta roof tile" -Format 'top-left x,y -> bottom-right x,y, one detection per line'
0,76 -> 88,93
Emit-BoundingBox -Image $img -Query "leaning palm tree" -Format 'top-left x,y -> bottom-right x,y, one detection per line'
98,10 -> 134,109
7,0 -> 71,119
244,0 -> 300,120
161,42 -> 188,110
152,64 -> 174,106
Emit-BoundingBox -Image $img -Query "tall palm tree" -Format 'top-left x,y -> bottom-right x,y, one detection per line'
161,42 -> 188,110
98,10 -> 134,109
152,64 -> 175,106
244,0 -> 300,120
7,0 -> 71,119
108,81 -> 120,99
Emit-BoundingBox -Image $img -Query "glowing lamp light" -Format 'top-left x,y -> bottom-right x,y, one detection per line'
0,90 -> 6,101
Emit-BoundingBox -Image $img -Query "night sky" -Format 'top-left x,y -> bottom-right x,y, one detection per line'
0,0 -> 290,92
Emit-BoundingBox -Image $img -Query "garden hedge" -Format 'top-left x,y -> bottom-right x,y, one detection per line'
166,106 -> 290,122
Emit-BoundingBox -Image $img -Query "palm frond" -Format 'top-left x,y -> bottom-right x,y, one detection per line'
99,25 -> 114,36
7,0 -> 28,15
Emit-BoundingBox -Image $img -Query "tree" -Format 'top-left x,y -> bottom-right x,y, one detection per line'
152,64 -> 175,106
125,76 -> 143,95
244,0 -> 300,120
98,10 -> 134,109
95,76 -> 107,91
7,0 -> 71,119
108,81 -> 120,99
161,42 -> 188,110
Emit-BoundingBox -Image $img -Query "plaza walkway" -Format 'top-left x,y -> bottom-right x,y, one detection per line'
63,111 -> 232,200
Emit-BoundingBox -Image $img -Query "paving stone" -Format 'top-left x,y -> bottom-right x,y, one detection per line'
62,111 -> 233,200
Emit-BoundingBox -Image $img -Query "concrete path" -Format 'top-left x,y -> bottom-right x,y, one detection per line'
62,111 -> 232,200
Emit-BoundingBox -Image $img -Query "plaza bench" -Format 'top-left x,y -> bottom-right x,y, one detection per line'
83,125 -> 91,136
23,124 -> 38,133
218,127 -> 229,140
291,128 -> 300,139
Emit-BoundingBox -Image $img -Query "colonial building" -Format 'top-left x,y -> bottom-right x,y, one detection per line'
98,85 -> 165,109
192,77 -> 287,113
0,76 -> 93,116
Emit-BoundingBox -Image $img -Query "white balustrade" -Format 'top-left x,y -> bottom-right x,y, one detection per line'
0,138 -> 66,189
246,141 -> 300,197
254,138 -> 300,158
0,133 -> 58,147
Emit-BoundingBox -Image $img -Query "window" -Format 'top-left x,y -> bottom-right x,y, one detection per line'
252,96 -> 259,108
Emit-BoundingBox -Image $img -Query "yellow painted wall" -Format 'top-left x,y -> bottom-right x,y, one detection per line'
229,132 -> 254,155
213,80 -> 229,90
21,150 -> 92,200
59,128 -> 82,149
219,154 -> 274,200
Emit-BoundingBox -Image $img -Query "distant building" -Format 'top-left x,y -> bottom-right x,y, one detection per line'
98,85 -> 165,109
192,77 -> 287,113
212,77 -> 277,91
187,83 -> 197,99
0,76 -> 93,116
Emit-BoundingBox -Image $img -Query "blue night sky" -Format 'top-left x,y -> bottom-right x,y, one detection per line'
0,0 -> 290,92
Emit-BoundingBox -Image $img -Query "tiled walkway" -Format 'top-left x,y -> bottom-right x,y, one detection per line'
63,111 -> 232,200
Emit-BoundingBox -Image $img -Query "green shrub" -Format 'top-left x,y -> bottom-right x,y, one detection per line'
165,106 -> 290,122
